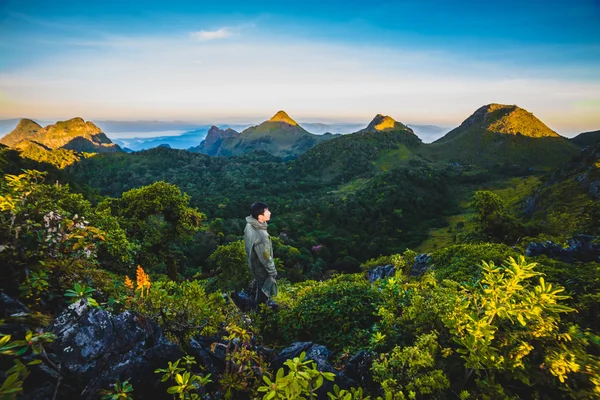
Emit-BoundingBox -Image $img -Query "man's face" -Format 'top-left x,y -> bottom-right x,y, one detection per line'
259,208 -> 271,222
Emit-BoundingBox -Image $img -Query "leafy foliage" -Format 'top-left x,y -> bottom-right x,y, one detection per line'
276,275 -> 383,351
0,326 -> 56,400
257,351 -> 336,399
100,379 -> 134,400
97,181 -> 204,278
205,240 -> 251,293
429,243 -> 521,283
374,256 -> 600,399
131,279 -> 240,343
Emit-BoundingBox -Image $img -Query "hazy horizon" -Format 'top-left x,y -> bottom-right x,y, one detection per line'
1,0 -> 599,135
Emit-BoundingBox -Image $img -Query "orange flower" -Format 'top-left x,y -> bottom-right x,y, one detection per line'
135,265 -> 151,297
124,276 -> 134,290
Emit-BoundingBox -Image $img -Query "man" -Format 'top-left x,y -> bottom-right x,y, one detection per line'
243,202 -> 278,305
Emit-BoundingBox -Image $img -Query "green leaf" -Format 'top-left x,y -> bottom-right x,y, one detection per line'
167,386 -> 180,394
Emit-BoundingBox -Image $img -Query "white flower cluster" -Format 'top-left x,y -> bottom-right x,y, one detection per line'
42,212 -> 95,259
43,211 -> 64,248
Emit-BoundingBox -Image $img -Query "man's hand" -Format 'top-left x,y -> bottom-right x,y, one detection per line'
269,272 -> 277,279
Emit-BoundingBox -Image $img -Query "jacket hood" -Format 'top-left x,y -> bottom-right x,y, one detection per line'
246,215 -> 268,230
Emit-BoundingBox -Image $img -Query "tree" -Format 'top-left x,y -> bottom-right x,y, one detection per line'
99,181 -> 204,279
206,240 -> 251,293
471,190 -> 524,243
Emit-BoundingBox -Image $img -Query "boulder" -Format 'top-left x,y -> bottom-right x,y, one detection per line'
0,292 -> 31,317
49,299 -> 183,399
367,265 -> 396,282
271,341 -> 314,371
230,290 -> 256,312
526,235 -> 600,263
187,335 -> 227,376
0,293 -> 32,336
410,253 -> 433,276
343,350 -> 374,388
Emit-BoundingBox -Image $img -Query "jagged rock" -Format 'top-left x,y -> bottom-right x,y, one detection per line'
305,344 -> 333,373
0,293 -> 34,337
343,350 -> 375,389
0,292 -> 31,317
410,253 -> 432,276
271,342 -> 314,371
230,290 -> 256,312
187,336 -> 227,376
49,299 -> 183,399
526,235 -> 600,263
367,265 -> 396,282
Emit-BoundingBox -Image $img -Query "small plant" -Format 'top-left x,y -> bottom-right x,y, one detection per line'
64,282 -> 99,307
167,371 -> 212,399
257,351 -> 335,399
19,269 -> 49,299
135,266 -> 151,298
155,356 -> 211,400
328,385 -> 373,400
369,332 -> 386,350
219,324 -> 268,399
0,326 -> 55,400
155,359 -> 186,383
101,379 -> 134,400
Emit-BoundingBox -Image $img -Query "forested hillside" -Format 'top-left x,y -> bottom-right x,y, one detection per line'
1,107 -> 599,399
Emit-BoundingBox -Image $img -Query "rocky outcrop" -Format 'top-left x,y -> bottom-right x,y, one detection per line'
192,126 -> 240,155
410,253 -> 433,276
367,265 -> 396,282
44,299 -> 183,399
0,118 -> 121,153
526,235 -> 600,263
343,350 -> 375,391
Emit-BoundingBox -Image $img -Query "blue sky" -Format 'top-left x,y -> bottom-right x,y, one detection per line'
1,0 -> 599,134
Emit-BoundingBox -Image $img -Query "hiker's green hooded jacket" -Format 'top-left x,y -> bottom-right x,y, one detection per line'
244,216 -> 278,298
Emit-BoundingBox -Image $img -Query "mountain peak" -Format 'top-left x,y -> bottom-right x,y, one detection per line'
268,111 -> 297,126
16,118 -> 43,130
0,119 -> 45,147
366,114 -> 400,131
461,103 -> 559,138
50,117 -> 103,134
1,117 -> 120,153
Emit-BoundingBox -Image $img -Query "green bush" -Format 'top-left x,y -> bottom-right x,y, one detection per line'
535,256 -> 600,331
206,240 -> 251,293
430,243 -> 520,283
133,280 -> 240,343
278,274 -> 383,351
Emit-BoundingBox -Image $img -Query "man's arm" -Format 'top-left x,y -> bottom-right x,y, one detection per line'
254,240 -> 277,277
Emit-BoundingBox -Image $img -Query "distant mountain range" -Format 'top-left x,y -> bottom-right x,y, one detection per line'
0,118 -> 450,150
1,104 -> 598,171
190,111 -> 340,158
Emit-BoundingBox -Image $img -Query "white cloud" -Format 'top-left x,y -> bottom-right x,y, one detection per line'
190,28 -> 232,41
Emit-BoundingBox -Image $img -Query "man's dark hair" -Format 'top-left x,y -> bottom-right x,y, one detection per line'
251,202 -> 268,220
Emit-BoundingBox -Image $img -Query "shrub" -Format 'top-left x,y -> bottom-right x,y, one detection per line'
206,241 -> 251,293
278,274 -> 383,352
133,280 -> 240,343
430,243 -> 520,283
